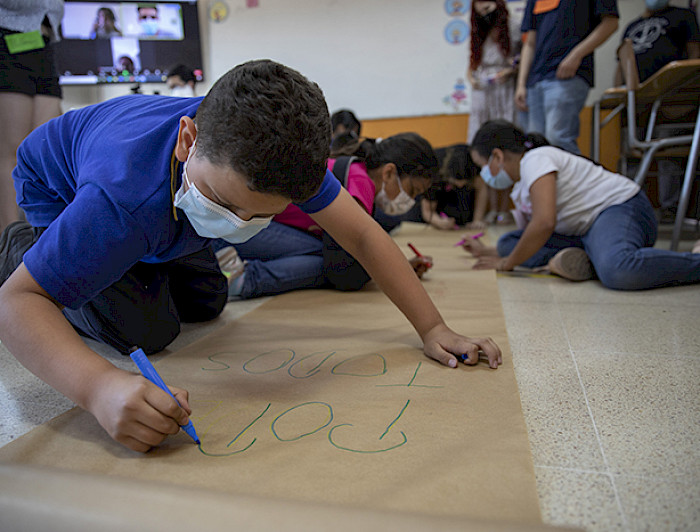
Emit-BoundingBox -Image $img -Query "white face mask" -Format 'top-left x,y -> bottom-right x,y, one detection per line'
170,85 -> 195,98
173,141 -> 272,243
375,172 -> 416,216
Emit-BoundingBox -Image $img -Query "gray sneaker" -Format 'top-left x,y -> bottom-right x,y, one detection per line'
0,221 -> 37,286
547,247 -> 594,282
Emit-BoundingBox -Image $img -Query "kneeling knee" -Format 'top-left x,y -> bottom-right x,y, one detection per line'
596,267 -> 642,291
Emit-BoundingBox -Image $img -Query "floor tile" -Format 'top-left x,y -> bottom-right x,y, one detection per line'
502,301 -> 571,353
576,353 -> 700,479
497,274 -> 557,303
559,302 -> 700,357
513,348 -> 606,473
535,467 -> 625,531
549,280 -> 700,308
616,474 -> 700,531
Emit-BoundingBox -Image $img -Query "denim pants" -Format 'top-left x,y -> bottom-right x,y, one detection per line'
526,76 -> 590,154
497,191 -> 700,290
222,221 -> 326,299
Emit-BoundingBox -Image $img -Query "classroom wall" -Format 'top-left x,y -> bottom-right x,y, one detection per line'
63,0 -> 653,110
59,0 -> 692,170
360,107 -> 622,172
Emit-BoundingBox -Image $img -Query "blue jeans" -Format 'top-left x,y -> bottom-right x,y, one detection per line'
526,76 -> 590,154
497,192 -> 700,290
216,222 -> 325,299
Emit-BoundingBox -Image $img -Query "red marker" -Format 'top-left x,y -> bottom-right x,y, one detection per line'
407,243 -> 432,268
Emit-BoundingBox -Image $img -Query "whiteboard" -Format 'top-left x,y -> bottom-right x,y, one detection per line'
207,0 -> 478,119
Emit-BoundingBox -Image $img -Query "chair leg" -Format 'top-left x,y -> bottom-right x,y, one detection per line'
634,148 -> 658,186
671,112 -> 700,251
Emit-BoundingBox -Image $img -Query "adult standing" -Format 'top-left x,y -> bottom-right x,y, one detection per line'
0,0 -> 64,233
515,0 -> 619,154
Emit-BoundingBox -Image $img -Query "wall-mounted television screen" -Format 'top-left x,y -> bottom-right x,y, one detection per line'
55,0 -> 204,85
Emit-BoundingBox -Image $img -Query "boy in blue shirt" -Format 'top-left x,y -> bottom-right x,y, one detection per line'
515,0 -> 619,154
0,60 -> 502,453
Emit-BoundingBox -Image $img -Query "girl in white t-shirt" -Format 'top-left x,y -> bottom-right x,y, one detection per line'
461,120 -> 700,290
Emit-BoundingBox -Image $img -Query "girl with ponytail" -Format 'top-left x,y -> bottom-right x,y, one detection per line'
461,120 -> 700,290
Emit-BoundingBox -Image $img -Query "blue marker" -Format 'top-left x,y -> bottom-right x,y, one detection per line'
130,348 -> 201,444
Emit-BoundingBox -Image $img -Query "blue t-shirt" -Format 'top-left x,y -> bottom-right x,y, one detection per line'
521,0 -> 619,87
14,95 -> 340,309
623,7 -> 700,83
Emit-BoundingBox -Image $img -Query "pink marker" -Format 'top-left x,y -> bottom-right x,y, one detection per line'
454,232 -> 484,247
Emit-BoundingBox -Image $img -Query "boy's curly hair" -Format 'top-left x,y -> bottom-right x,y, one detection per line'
195,60 -> 331,203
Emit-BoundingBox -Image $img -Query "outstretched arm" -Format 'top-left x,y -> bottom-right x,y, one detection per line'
473,172 -> 557,271
311,188 -> 502,369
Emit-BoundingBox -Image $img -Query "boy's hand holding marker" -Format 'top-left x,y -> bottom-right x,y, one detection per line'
88,364 -> 194,453
404,241 -> 501,369
423,324 -> 502,369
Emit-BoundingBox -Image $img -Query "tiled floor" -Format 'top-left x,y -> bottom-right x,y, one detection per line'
1,222 -> 698,531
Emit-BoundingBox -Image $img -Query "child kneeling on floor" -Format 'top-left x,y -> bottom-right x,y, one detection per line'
461,119 -> 700,290
0,61 -> 502,453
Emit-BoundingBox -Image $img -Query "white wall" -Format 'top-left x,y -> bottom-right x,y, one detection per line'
62,0 -> 694,118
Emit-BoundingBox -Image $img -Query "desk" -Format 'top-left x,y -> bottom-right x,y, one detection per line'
592,59 -> 700,250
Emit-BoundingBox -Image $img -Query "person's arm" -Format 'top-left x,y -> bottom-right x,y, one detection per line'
614,61 -> 623,87
515,30 -> 536,111
687,41 -> 700,59
311,188 -> 502,369
466,67 -> 481,90
420,197 -> 456,230
0,266 -> 193,453
473,172 -> 557,271
557,15 -> 619,79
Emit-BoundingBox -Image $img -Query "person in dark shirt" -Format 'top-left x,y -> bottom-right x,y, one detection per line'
515,0 -> 619,154
615,1 -> 700,223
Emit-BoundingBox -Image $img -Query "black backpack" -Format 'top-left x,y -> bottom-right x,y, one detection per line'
329,156 -> 357,188
322,156 -> 370,291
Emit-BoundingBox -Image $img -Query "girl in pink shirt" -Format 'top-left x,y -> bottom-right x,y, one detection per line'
216,133 -> 438,299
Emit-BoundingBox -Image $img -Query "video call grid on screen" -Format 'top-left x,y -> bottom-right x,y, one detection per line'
56,0 -> 204,85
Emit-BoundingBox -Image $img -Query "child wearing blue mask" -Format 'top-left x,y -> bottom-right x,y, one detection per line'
0,61 -> 502,453
462,119 -> 700,290
214,133 -> 437,299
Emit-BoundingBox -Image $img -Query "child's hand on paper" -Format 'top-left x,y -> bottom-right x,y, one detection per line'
461,235 -> 486,257
88,367 -> 193,452
431,215 -> 457,230
422,323 -> 502,369
472,256 -> 511,271
409,255 -> 433,279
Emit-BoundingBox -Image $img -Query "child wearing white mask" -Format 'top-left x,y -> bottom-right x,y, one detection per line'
214,133 -> 437,298
462,119 -> 700,290
0,62 -> 501,453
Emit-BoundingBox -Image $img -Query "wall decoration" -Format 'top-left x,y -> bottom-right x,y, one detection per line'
444,19 -> 469,44
444,0 -> 469,17
209,1 -> 228,23
443,77 -> 469,110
